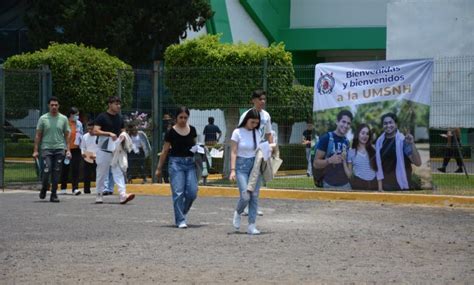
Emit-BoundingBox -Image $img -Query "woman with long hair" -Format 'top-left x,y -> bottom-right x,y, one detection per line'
343,124 -> 378,190
230,108 -> 262,235
155,106 -> 198,228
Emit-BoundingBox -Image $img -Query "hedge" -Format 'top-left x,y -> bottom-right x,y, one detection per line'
4,43 -> 134,116
164,35 -> 294,116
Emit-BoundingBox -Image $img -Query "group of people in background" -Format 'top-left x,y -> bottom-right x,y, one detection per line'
312,110 -> 422,191
34,96 -> 142,204
33,90 -> 272,234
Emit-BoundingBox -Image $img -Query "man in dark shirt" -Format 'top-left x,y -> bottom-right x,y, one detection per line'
375,113 -> 421,191
203,116 -> 222,146
93,96 -> 135,204
313,110 -> 352,190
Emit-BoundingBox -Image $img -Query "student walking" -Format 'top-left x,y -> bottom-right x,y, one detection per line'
155,106 -> 198,228
230,108 -> 262,235
60,107 -> 83,195
93,96 -> 135,204
33,96 -> 71,202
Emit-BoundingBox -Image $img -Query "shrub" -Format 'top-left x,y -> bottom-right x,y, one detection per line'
164,34 -> 293,111
4,43 -> 134,115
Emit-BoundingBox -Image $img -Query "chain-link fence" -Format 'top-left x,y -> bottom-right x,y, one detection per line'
0,67 -> 51,188
2,56 -> 473,194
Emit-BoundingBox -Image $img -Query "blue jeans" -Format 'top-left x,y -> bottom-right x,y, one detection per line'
235,157 -> 261,224
169,156 -> 198,226
41,149 -> 65,194
104,168 -> 114,193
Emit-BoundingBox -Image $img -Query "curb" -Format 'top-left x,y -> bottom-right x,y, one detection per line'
126,184 -> 474,208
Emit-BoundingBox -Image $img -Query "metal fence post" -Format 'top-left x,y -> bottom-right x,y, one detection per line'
262,58 -> 268,92
40,65 -> 51,114
0,65 -> 5,190
151,61 -> 163,183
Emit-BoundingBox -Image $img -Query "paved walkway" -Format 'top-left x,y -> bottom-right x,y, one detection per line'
1,190 -> 473,284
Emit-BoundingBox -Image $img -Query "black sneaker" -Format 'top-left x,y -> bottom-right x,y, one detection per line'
103,191 -> 112,196
39,188 -> 47,200
437,167 -> 446,173
50,195 -> 60,203
455,168 -> 463,173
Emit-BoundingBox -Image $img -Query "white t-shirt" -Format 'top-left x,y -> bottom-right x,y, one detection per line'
80,132 -> 99,155
231,128 -> 259,158
238,109 -> 272,142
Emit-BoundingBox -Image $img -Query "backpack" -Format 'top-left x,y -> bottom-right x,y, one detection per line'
312,132 -> 348,187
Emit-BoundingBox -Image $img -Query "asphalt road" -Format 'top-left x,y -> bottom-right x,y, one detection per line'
0,190 -> 473,284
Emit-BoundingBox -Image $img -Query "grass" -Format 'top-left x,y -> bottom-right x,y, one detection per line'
208,174 -> 474,196
3,162 -> 473,196
4,162 -> 38,183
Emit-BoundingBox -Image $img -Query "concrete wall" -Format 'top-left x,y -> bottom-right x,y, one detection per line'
386,0 -> 474,59
290,0 -> 389,28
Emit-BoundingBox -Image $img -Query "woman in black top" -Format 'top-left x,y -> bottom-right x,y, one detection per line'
155,106 -> 198,228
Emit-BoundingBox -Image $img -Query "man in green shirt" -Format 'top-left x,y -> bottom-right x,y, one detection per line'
33,97 -> 71,202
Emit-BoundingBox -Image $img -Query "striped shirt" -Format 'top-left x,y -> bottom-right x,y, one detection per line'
347,149 -> 376,181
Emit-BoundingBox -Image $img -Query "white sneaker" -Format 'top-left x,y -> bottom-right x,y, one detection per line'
73,189 -> 82,196
178,222 -> 188,229
95,193 -> 103,204
243,207 -> 263,216
60,189 -> 67,195
232,211 -> 241,230
247,224 -> 260,235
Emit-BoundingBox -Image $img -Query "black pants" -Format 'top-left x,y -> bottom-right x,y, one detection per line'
351,175 -> 378,191
60,148 -> 81,191
41,149 -> 65,194
442,147 -> 462,168
127,149 -> 146,181
83,161 -> 96,194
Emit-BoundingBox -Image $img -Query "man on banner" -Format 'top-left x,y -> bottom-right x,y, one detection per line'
313,110 -> 352,190
375,113 -> 421,191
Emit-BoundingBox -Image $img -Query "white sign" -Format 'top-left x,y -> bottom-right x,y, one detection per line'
313,59 -> 433,111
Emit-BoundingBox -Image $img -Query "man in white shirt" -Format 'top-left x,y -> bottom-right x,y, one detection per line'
239,90 -> 274,144
239,90 -> 274,216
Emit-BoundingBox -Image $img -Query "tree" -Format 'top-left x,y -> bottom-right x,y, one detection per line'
4,43 -> 134,116
24,0 -> 213,66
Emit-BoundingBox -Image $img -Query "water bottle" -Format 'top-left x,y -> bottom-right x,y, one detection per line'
64,157 -> 70,165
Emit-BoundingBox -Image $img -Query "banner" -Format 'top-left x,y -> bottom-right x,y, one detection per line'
313,59 -> 433,111
312,59 -> 433,191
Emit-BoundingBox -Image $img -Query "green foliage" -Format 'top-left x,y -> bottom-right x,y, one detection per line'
274,85 -> 314,124
24,0 -> 213,66
4,43 -> 133,114
5,141 -> 34,157
164,35 -> 294,110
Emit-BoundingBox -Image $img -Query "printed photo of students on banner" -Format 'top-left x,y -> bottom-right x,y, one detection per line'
313,59 -> 434,191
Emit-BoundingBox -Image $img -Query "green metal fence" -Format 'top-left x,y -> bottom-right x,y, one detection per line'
1,56 -> 473,195
0,66 -> 51,187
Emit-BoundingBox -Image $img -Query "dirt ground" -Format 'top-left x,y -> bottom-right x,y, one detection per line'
0,190 -> 473,284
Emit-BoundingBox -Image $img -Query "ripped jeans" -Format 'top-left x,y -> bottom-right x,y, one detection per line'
41,149 -> 65,194
235,157 -> 261,225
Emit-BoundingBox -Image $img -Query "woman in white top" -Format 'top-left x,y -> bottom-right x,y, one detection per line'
343,124 -> 378,190
230,108 -> 262,235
